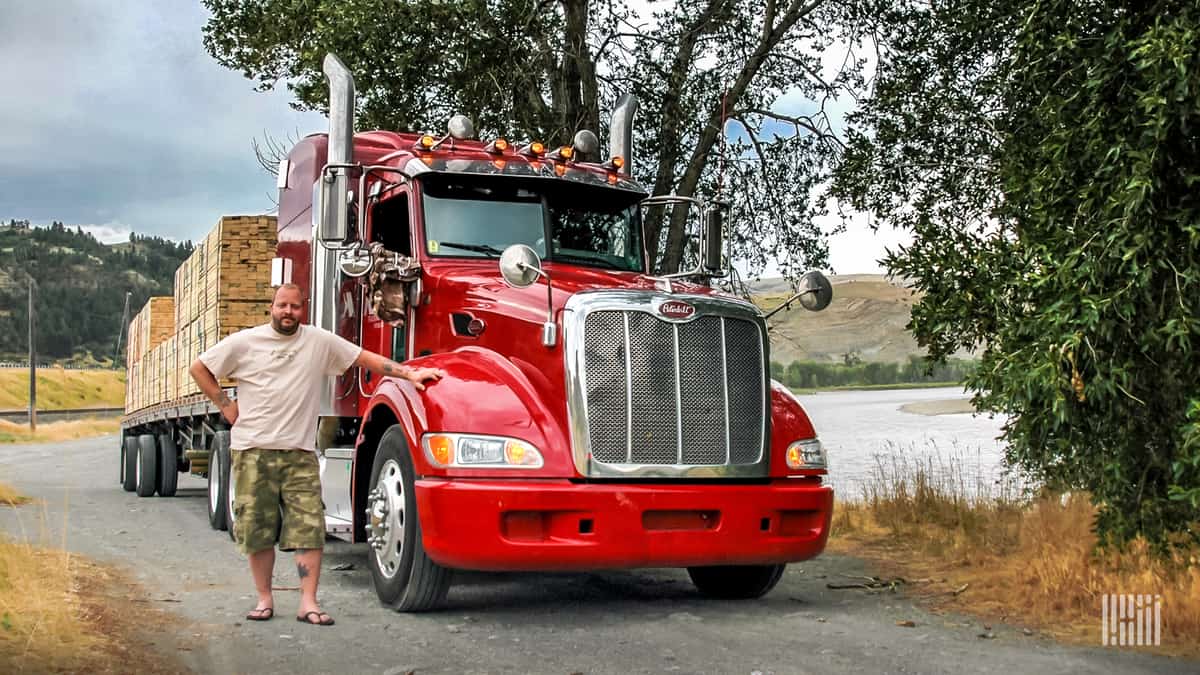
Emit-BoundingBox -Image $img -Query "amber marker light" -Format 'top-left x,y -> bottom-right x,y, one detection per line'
504,440 -> 543,467
519,141 -> 546,157
603,155 -> 625,171
413,134 -> 436,151
785,439 -> 826,470
484,138 -> 510,154
427,435 -> 454,466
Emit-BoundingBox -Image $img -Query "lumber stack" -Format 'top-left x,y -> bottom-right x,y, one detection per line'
124,297 -> 173,413
124,215 -> 277,414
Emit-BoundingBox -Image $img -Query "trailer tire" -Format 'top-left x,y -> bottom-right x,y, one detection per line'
157,434 -> 178,498
208,431 -> 231,531
122,436 -> 138,492
686,564 -> 786,600
366,426 -> 451,612
135,434 -> 159,498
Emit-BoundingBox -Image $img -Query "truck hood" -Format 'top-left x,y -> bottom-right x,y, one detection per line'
421,259 -> 749,323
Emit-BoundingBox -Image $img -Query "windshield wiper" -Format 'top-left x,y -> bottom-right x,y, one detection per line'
437,241 -> 504,257
551,252 -> 625,270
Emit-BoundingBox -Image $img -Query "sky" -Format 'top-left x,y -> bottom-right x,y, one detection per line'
0,2 -> 907,275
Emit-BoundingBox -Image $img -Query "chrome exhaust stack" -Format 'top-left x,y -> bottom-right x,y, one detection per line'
319,53 -> 355,243
608,93 -> 637,175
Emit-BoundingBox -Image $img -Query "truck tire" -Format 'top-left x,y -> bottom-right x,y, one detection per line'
121,437 -> 138,487
157,434 -> 179,498
122,435 -> 139,492
366,426 -> 451,612
135,434 -> 159,498
687,564 -> 786,600
207,431 -> 231,531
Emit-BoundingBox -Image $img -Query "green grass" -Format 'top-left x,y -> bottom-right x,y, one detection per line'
0,369 -> 124,410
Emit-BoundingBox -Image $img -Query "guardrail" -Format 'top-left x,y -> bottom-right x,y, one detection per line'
0,407 -> 125,423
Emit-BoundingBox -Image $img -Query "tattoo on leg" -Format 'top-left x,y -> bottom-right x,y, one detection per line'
297,562 -> 310,579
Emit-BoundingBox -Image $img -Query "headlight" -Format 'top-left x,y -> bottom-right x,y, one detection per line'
786,439 -> 826,470
422,433 -> 544,469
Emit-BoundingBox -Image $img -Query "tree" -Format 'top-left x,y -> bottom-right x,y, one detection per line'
202,0 -> 874,278
833,0 -> 1200,547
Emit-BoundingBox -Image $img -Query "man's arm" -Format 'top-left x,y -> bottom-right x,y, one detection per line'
353,350 -> 443,391
190,359 -> 239,424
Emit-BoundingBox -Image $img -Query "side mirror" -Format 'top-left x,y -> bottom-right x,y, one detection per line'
499,244 -> 544,288
797,271 -> 833,311
318,173 -> 351,243
703,205 -> 724,272
337,247 -> 371,277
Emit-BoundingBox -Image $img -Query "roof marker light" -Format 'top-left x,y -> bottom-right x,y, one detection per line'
484,138 -> 510,154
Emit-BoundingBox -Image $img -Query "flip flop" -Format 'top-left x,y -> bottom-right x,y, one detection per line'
245,607 -> 274,621
296,611 -> 335,626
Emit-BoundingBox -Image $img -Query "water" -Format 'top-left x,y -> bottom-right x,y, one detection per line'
794,386 -> 1011,497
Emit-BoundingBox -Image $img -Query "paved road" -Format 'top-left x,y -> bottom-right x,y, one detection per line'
0,435 -> 1191,674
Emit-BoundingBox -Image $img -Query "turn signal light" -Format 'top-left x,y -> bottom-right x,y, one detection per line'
484,138 -> 509,154
414,134 -> 436,151
427,435 -> 454,465
504,440 -> 540,466
785,439 -> 826,470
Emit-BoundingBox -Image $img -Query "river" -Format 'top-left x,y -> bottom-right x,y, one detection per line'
794,386 -> 1016,499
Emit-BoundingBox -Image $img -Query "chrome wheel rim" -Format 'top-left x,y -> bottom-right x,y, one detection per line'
209,449 -> 221,513
366,459 -> 405,579
227,464 -> 236,522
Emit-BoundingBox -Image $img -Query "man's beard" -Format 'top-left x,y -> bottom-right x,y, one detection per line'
272,316 -> 299,335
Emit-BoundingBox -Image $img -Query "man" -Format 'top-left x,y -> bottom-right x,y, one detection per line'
189,283 -> 440,626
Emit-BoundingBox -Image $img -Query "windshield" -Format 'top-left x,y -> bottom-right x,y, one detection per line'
421,175 -> 644,272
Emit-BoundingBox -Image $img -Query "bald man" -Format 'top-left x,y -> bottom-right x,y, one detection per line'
190,283 -> 440,626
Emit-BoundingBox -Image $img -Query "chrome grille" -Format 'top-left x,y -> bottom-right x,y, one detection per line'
581,307 -> 765,467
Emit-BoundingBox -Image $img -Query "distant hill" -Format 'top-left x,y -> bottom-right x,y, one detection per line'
751,274 -> 965,364
0,221 -> 949,367
0,220 -> 192,362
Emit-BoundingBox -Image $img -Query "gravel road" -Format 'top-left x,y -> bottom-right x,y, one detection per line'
0,435 -> 1191,674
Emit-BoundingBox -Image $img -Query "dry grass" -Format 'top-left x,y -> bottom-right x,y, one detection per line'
0,483 -> 31,507
0,489 -> 186,673
0,417 -> 121,444
0,368 -> 125,410
829,454 -> 1200,657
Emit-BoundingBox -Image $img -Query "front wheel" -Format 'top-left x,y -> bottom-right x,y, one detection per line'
365,426 -> 452,612
687,564 -> 786,599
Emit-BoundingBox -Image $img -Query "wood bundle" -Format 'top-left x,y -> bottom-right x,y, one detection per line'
124,215 -> 277,414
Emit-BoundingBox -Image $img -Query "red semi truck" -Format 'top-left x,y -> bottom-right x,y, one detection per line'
119,54 -> 835,610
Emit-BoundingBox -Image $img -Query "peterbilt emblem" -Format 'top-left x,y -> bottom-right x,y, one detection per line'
658,300 -> 696,320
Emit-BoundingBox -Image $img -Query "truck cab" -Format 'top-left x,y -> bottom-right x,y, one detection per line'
118,54 -> 835,612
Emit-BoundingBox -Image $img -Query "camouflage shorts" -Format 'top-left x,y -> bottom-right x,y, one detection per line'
231,448 -> 324,555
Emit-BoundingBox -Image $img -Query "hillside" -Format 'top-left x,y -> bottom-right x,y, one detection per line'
0,221 -> 191,362
0,221 -> 948,368
752,274 -> 963,364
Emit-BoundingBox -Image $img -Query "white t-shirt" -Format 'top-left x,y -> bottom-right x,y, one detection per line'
199,324 -> 362,451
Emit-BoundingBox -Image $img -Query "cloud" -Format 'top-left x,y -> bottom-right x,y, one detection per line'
0,2 -> 324,242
